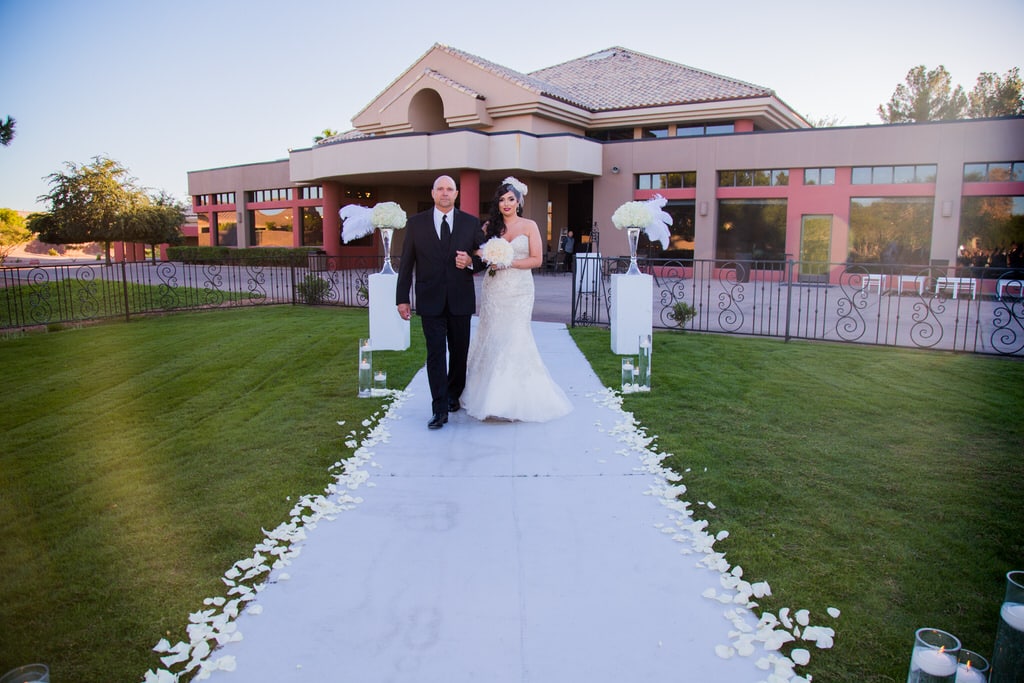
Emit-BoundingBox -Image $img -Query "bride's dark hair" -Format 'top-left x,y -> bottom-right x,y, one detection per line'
484,182 -> 523,239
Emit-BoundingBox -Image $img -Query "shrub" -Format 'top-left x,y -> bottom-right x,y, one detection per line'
671,300 -> 697,328
296,274 -> 331,304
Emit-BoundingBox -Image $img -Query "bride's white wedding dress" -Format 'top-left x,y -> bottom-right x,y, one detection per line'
462,234 -> 573,422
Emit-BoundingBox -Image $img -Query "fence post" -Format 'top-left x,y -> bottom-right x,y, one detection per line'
121,259 -> 131,323
784,259 -> 795,342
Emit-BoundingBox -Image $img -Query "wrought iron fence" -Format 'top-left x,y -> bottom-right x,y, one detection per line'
0,255 -> 382,330
571,256 -> 1024,356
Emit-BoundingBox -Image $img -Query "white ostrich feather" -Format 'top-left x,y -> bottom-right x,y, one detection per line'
643,194 -> 672,250
339,204 -> 374,243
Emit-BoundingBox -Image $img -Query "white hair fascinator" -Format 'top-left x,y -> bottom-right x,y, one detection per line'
502,176 -> 528,200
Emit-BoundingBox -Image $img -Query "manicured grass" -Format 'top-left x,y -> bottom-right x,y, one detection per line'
0,307 -> 425,681
1,310 -> 1021,681
0,279 -> 259,327
570,328 -> 1024,682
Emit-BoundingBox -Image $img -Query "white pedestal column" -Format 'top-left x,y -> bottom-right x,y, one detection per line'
611,273 -> 652,355
369,273 -> 410,351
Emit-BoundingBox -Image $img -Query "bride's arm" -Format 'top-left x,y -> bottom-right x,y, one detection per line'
513,221 -> 543,270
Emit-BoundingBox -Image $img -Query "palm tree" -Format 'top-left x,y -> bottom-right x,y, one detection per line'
313,128 -> 339,143
1,116 -> 16,146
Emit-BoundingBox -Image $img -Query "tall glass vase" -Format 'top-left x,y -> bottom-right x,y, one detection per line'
379,228 -> 396,275
626,227 -> 642,275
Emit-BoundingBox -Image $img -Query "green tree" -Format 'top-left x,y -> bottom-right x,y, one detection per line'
126,192 -> 186,261
34,156 -> 146,265
0,208 -> 31,264
0,115 -> 15,146
805,113 -> 845,128
877,65 -> 968,123
313,128 -> 339,143
968,67 -> 1024,118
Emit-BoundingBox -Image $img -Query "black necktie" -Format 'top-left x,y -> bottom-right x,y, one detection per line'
440,214 -> 451,249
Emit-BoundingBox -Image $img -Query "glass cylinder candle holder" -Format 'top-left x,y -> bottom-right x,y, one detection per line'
637,334 -> 652,390
991,570 -> 1024,683
621,357 -> 636,393
0,664 -> 50,683
358,338 -> 373,397
907,628 -> 960,683
957,649 -> 989,683
373,369 -> 387,396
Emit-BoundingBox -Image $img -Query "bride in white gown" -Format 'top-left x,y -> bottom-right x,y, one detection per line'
461,178 -> 573,423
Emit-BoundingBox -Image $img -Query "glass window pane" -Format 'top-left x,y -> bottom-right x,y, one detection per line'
820,168 -> 835,185
638,174 -> 652,190
253,208 -> 294,247
773,170 -> 789,186
676,125 -> 703,137
989,163 -> 1013,181
662,200 -> 696,258
736,171 -> 753,187
666,172 -> 682,188
651,174 -> 664,190
643,127 -> 668,138
715,198 -> 788,263
718,171 -> 736,187
1013,163 -> 1024,182
964,163 -> 987,181
959,195 -> 1024,252
872,166 -> 894,184
893,166 -> 915,183
804,169 -> 820,186
706,123 -> 734,135
753,170 -> 771,186
917,165 -> 937,182
682,171 -> 697,188
302,207 -> 323,246
848,197 -> 933,265
852,167 -> 872,184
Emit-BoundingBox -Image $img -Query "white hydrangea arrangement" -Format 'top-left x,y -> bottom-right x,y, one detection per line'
611,201 -> 653,230
370,201 -> 407,229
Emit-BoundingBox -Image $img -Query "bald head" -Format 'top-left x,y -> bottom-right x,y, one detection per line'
431,175 -> 458,212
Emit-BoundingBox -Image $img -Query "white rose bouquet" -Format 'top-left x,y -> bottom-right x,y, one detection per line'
481,236 -> 514,277
611,201 -> 652,230
371,201 -> 407,229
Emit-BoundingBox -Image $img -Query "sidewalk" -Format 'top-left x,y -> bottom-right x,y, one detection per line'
195,321 -> 812,682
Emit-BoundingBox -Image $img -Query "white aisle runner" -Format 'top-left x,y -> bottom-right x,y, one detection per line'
194,322 -> 812,683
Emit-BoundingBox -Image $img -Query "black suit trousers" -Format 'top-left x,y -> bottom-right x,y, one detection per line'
421,303 -> 471,414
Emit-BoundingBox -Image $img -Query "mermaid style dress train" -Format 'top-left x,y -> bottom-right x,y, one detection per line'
462,235 -> 573,422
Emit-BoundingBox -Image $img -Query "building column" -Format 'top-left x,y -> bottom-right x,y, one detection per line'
323,181 -> 342,258
459,170 -> 480,217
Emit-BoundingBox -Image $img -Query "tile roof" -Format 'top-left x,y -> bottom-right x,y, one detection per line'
528,47 -> 774,111
439,44 -> 773,112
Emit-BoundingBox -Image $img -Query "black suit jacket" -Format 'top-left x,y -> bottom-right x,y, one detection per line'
396,208 -> 485,317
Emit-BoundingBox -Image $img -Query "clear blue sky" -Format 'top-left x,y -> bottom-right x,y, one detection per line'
2,0 -> 1021,212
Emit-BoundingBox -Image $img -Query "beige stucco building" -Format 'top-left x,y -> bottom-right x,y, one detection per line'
187,44 -> 1024,274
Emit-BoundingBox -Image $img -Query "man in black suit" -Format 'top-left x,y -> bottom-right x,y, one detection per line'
397,175 -> 486,429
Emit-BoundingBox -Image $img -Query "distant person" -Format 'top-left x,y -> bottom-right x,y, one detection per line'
561,230 -> 575,273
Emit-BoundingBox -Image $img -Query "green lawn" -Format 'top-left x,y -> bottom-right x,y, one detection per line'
1,307 -> 1021,682
571,328 -> 1024,682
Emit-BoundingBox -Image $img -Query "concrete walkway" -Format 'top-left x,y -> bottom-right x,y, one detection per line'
191,321 -> 822,682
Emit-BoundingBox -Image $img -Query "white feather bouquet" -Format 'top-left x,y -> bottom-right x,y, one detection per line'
371,201 -> 406,229
340,201 -> 407,243
610,194 -> 672,249
481,236 -> 514,276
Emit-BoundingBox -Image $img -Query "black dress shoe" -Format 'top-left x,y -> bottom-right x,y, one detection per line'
447,397 -> 461,413
427,412 -> 448,430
